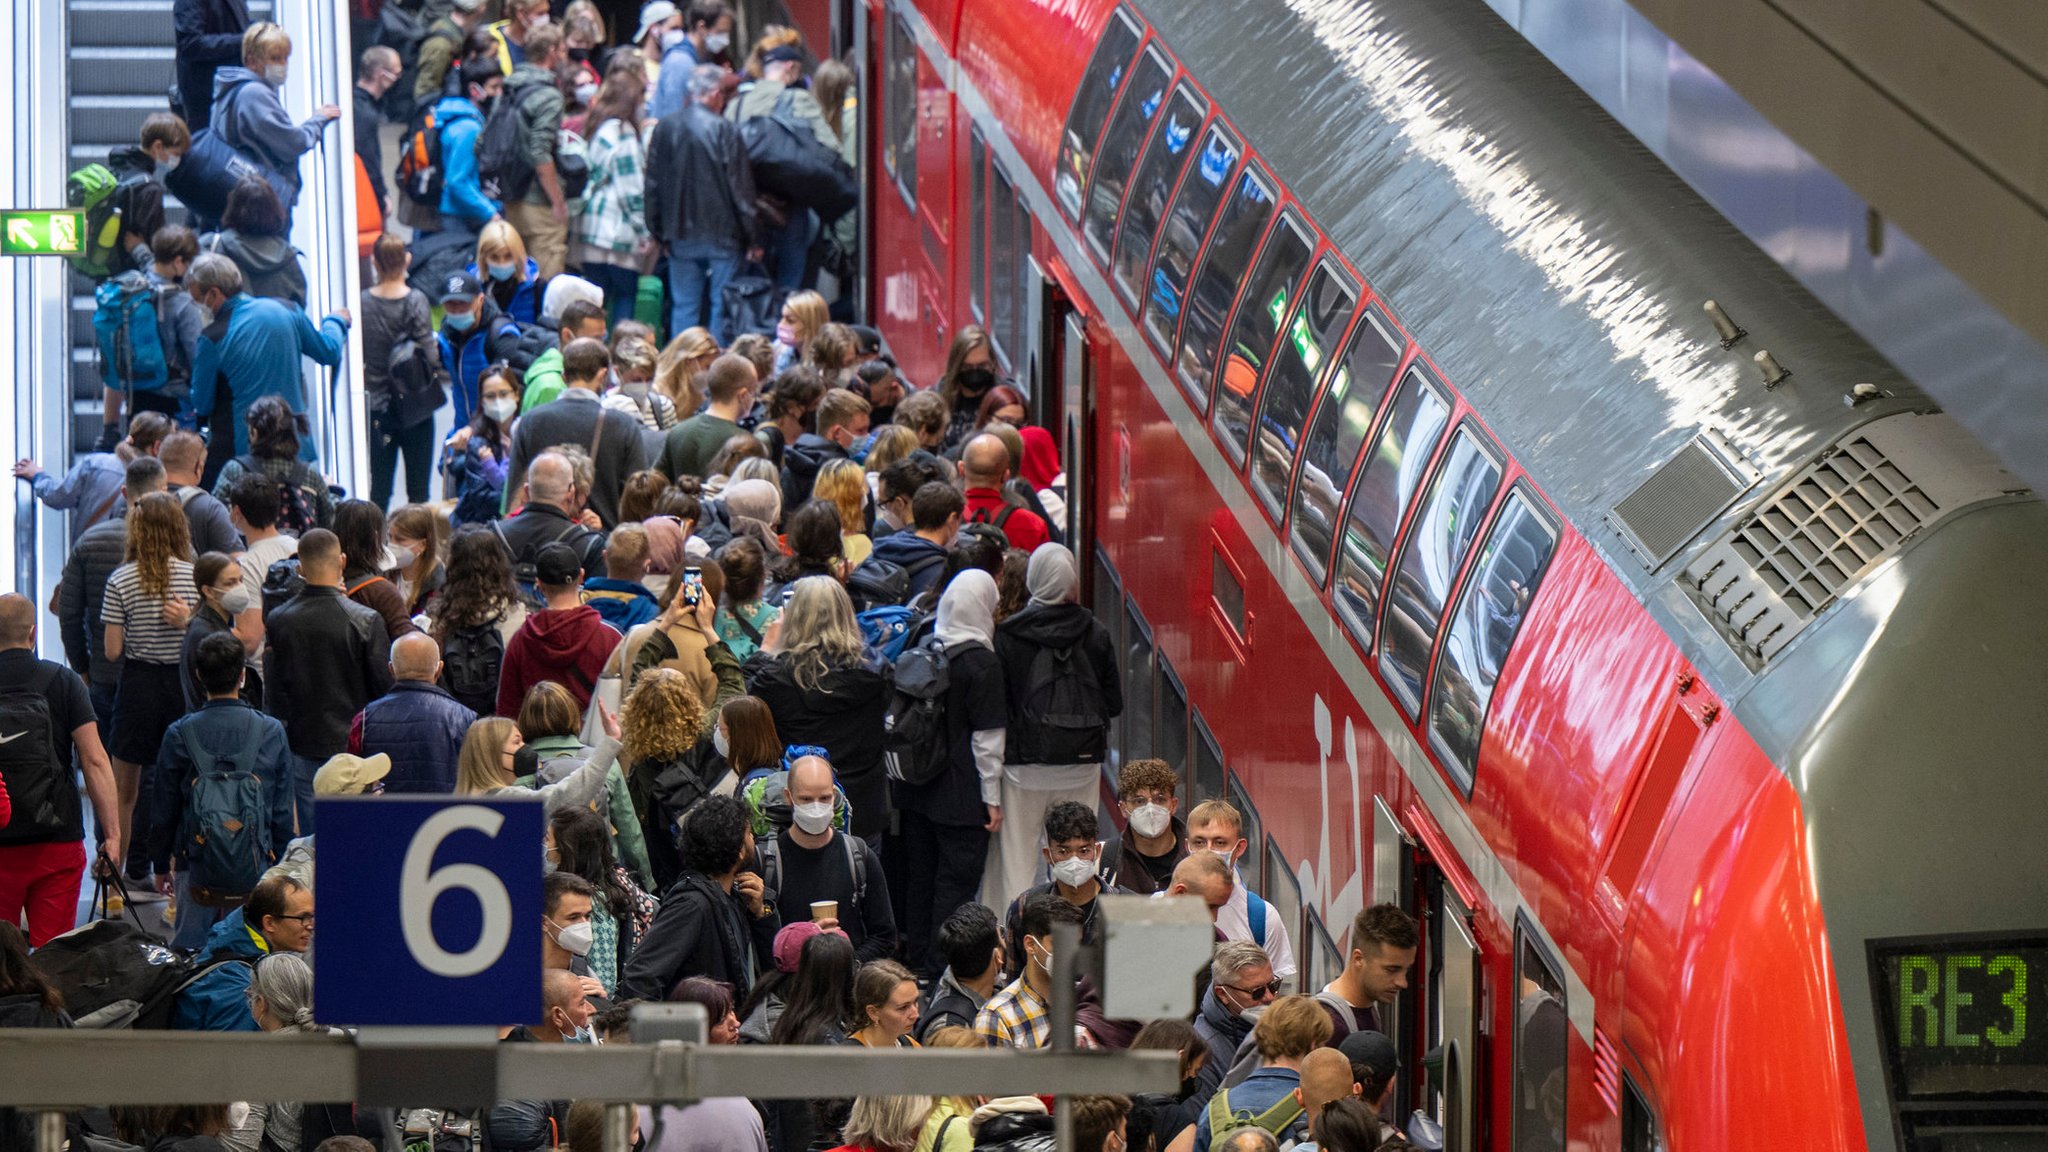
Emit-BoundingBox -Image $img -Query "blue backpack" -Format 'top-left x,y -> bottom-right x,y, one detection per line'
857,604 -> 926,662
92,272 -> 170,392
174,711 -> 276,902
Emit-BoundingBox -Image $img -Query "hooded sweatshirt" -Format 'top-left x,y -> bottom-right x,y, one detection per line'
497,604 -> 620,717
211,66 -> 333,203
431,94 -> 500,226
869,532 -> 949,602
201,229 -> 306,306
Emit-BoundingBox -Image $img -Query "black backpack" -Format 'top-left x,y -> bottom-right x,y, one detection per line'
261,556 -> 304,621
882,638 -> 963,787
0,664 -> 72,845
491,520 -> 588,607
30,919 -> 252,1029
845,555 -> 912,612
1021,641 -> 1109,764
475,80 -> 553,202
383,334 -> 446,433
239,457 -> 320,537
439,620 -> 506,716
734,92 -> 859,222
395,101 -> 448,209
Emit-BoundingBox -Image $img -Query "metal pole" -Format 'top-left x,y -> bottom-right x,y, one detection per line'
36,1110 -> 63,1152
602,1102 -> 633,1152
1050,923 -> 1079,1152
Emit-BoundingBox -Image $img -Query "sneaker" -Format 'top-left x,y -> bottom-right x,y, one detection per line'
121,872 -> 168,904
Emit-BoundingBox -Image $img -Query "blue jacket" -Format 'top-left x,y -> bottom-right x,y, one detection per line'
146,699 -> 295,880
432,95 -> 500,226
650,38 -> 701,123
211,65 -> 334,204
191,293 -> 347,459
437,295 -> 523,428
869,532 -> 949,602
1191,1066 -> 1306,1149
466,258 -> 540,325
352,680 -> 476,794
172,907 -> 268,1032
445,425 -> 513,526
582,578 -> 659,631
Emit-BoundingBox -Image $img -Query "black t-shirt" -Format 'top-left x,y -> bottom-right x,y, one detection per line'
1136,842 -> 1180,890
896,645 -> 1006,828
775,831 -> 860,945
0,650 -> 97,843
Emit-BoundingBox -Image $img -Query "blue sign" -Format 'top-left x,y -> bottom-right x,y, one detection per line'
314,797 -> 543,1026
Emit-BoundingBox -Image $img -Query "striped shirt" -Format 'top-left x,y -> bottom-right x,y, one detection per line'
103,559 -> 199,665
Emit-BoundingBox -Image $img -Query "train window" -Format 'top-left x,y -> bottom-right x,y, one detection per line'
1290,309 -> 1404,584
1263,837 -> 1300,973
1082,46 -> 1172,267
1006,193 -> 1035,381
1093,549 -> 1124,772
1380,428 -> 1504,715
991,163 -> 1020,371
1227,773 -> 1263,892
1429,491 -> 1557,791
1159,660 -> 1190,780
1054,9 -> 1144,222
970,133 -> 987,322
1194,713 -> 1225,808
1211,549 -> 1246,637
1175,165 -> 1277,408
1333,369 -> 1452,652
1622,1076 -> 1664,1152
1123,601 -> 1155,768
1211,214 -> 1313,466
884,15 -> 917,208
1251,261 -> 1358,519
1514,934 -> 1569,1152
1142,124 -> 1241,356
1111,84 -> 1208,309
1306,912 -> 1342,990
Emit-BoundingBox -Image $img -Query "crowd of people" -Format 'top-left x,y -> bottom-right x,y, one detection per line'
0,2 -> 1428,1151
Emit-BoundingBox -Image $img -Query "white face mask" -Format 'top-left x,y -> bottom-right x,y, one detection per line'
263,63 -> 289,86
876,502 -> 906,532
661,28 -> 685,49
389,544 -> 419,570
791,800 -> 834,836
218,585 -> 255,617
1050,855 -> 1096,889
1128,803 -> 1171,838
1207,845 -> 1240,865
713,726 -> 730,758
704,31 -> 730,54
622,379 -> 652,402
483,397 -> 519,424
575,81 -> 598,105
550,918 -> 593,957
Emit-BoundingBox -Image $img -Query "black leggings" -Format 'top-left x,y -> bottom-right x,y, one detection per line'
369,416 -> 438,510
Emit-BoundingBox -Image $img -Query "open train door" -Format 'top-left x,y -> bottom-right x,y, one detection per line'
1052,281 -> 1091,577
1425,881 -> 1484,1152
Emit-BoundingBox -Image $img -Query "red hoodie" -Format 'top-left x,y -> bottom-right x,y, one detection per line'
497,605 -> 619,717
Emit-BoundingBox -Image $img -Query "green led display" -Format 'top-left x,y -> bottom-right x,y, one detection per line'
1879,941 -> 2048,1098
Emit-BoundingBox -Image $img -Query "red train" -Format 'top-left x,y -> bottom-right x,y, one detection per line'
830,0 -> 2048,1147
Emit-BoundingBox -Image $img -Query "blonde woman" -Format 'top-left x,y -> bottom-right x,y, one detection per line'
827,1096 -> 936,1152
814,458 -> 873,566
103,491 -> 198,897
387,503 -> 445,617
774,291 -> 830,374
468,219 -> 539,324
452,711 -> 622,816
913,1028 -> 984,1152
603,337 -> 676,430
655,326 -> 719,419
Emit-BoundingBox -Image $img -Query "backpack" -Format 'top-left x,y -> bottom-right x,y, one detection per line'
30,919 -> 253,1029
91,272 -> 169,393
164,130 -> 273,231
1203,1084 -> 1304,1152
754,832 -> 866,922
384,334 -> 446,432
492,519 -> 588,607
734,92 -> 859,222
396,102 -> 448,209
882,639 -> 963,787
173,713 -> 274,901
506,321 -> 557,375
0,664 -> 72,845
475,80 -> 555,202
440,620 -> 506,716
845,555 -> 912,612
239,458 -> 322,538
261,556 -> 304,621
66,164 -> 125,280
739,767 -> 850,838
857,604 -> 926,663
967,502 -> 1020,534
1020,641 -> 1108,764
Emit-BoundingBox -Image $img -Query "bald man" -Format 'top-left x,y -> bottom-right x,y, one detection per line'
348,632 -> 477,794
486,969 -> 593,1150
1166,852 -> 1235,926
492,450 -> 608,585
960,433 -> 1049,551
756,754 -> 899,962
1294,1047 -> 1360,1143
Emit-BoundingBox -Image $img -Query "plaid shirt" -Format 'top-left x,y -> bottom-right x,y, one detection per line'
574,118 -> 652,258
975,975 -> 1050,1049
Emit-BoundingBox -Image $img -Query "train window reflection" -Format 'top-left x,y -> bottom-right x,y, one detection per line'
1142,124 -> 1241,356
1212,215 -> 1312,467
991,163 -> 1020,371
1251,262 -> 1357,519
884,16 -> 917,208
1429,492 -> 1556,791
970,133 -> 987,321
1333,370 -> 1452,652
1194,714 -> 1225,809
1175,166 -> 1277,408
1380,429 -> 1503,715
1159,659 -> 1190,782
1112,85 -> 1207,309
1228,774 -> 1263,892
1291,310 -> 1403,584
1082,46 -> 1172,266
1515,935 -> 1570,1152
1123,602 -> 1155,769
1054,9 -> 1144,222
1093,549 -> 1124,773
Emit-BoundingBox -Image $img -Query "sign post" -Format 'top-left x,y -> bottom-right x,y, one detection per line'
0,210 -> 84,256
314,797 -> 543,1028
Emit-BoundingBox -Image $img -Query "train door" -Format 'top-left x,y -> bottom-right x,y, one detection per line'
1059,306 -> 1091,561
1426,878 -> 1483,1152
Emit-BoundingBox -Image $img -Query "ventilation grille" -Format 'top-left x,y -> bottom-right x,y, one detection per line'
1592,1031 -> 1622,1114
1609,434 -> 1757,568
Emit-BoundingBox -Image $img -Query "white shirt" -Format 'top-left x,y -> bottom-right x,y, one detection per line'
1217,867 -> 1298,983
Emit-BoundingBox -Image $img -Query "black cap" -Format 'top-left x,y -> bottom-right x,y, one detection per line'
1338,1029 -> 1400,1081
761,44 -> 804,65
534,541 -> 584,586
439,272 -> 482,304
850,324 -> 883,355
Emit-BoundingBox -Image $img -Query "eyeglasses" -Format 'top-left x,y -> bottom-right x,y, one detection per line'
1225,978 -> 1282,1001
274,913 -> 316,925
1047,841 -> 1103,862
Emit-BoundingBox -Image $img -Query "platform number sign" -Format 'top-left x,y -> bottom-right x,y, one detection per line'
315,797 -> 542,1026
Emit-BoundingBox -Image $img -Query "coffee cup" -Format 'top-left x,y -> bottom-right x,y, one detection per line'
811,900 -> 838,923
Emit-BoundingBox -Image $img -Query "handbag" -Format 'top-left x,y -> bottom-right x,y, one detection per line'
735,93 -> 858,222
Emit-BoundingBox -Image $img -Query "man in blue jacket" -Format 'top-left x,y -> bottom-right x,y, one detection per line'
173,872 -> 313,1031
649,0 -> 734,122
348,633 -> 476,794
433,60 -> 507,232
186,254 -> 348,469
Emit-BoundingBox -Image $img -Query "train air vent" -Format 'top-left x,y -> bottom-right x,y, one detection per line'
1592,1031 -> 1622,1114
1681,412 -> 2023,668
1608,432 -> 1758,568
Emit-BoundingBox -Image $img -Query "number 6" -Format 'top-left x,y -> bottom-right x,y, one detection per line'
400,807 -> 514,978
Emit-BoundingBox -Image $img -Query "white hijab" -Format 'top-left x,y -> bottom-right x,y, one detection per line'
934,569 -> 999,650
1026,543 -> 1079,607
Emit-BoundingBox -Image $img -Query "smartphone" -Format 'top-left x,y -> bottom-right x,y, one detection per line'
683,566 -> 704,607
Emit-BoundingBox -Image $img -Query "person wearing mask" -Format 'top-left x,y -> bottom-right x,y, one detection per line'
658,354 -> 756,482
428,60 -> 508,234
870,481 -> 960,605
958,435 -> 1048,554
485,0 -> 551,73
173,872 -> 313,1031
770,292 -> 828,376
575,67 -> 656,322
1071,1097 -> 1133,1152
781,386 -> 868,507
1186,800 -> 1297,988
755,755 -> 898,962
347,633 -> 477,794
1101,758 -> 1187,896
498,23 -> 573,281
89,221 -> 201,437
742,578 -> 891,842
491,451 -> 608,580
210,396 -> 334,535
726,45 -> 835,293
985,544 -> 1118,907
103,492 -> 199,894
1192,942 -> 1277,1100
264,529 -> 394,831
497,539 -> 622,714
937,328 -> 998,454
444,364 -> 524,528
650,0 -> 733,121
332,499 -> 419,642
914,902 -> 1002,1044
178,551 -> 255,711
211,23 -> 342,214
388,504 -> 445,618
975,892 -> 1085,1050
468,220 -> 543,326
484,968 -> 586,1152
187,255 -> 348,474
1000,800 -> 1119,970
0,595 -> 125,945
361,234 -> 447,511
226,472 -> 295,683
1175,996 -> 1332,1152
506,339 -> 650,528
617,795 -> 778,999
540,869 -> 599,978
352,46 -> 400,221
149,631 -> 292,948
436,272 -> 525,430
549,806 -> 657,995
517,299 -> 609,413
603,338 -> 676,432
413,0 -> 492,110
1316,903 -> 1419,1043
173,0 -> 253,133
647,64 -> 756,339
14,413 -> 172,546
455,711 -> 624,815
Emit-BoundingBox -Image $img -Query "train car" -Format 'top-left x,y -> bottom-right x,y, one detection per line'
851,0 -> 2048,1148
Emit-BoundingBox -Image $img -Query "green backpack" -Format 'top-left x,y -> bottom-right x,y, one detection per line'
65,164 -> 126,280
1204,1084 -> 1305,1152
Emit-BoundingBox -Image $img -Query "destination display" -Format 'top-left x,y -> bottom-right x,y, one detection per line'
1878,939 -> 2048,1097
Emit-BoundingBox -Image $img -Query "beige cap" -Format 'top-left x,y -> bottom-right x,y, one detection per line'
314,752 -> 392,796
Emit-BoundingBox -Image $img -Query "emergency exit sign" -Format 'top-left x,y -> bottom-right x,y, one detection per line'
0,210 -> 84,256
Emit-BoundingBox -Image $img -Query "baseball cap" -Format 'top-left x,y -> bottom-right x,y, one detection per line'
439,272 -> 482,304
772,920 -> 848,973
850,325 -> 883,356
635,1 -> 680,43
453,0 -> 489,10
761,44 -> 804,65
315,752 -> 391,796
534,541 -> 585,587
1338,1028 -> 1400,1083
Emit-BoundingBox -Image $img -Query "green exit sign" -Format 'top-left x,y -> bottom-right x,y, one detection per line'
0,210 -> 85,256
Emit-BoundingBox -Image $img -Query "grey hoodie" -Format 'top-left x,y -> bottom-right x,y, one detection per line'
201,229 -> 306,307
211,65 -> 336,203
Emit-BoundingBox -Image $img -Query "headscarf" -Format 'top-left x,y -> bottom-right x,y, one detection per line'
1018,425 -> 1062,490
723,478 -> 783,527
934,569 -> 998,650
1026,543 -> 1079,607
